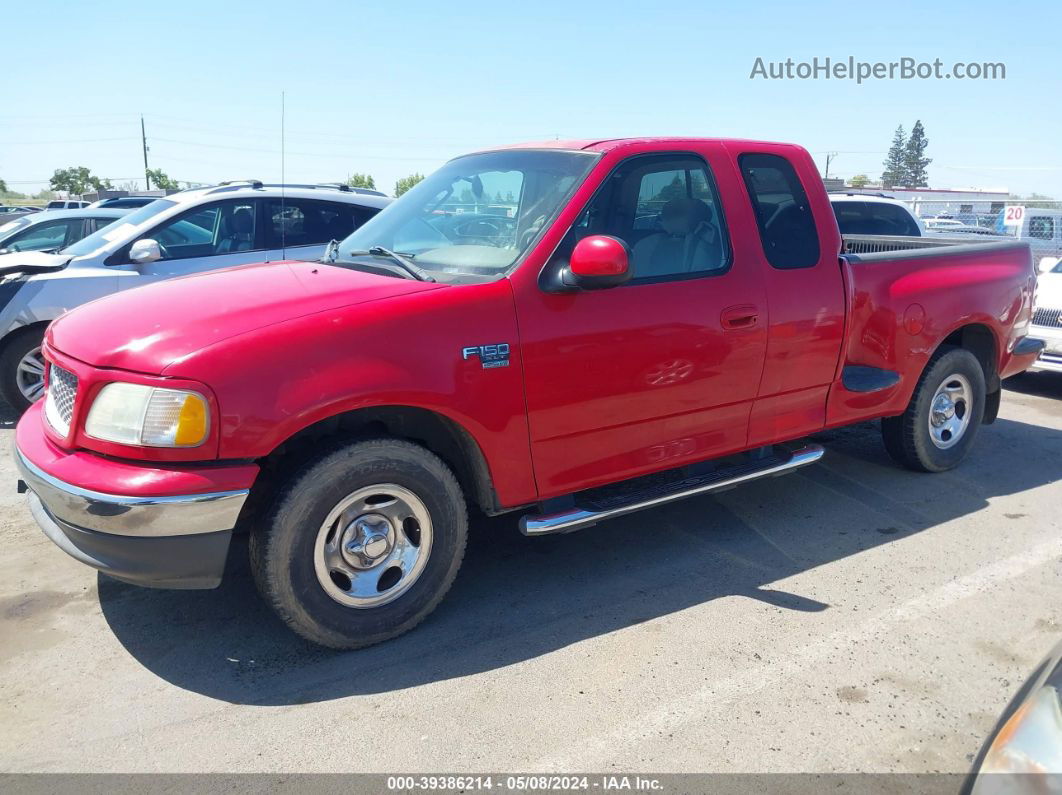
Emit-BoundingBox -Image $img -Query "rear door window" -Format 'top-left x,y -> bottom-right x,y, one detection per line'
739,153 -> 820,269
265,199 -> 373,249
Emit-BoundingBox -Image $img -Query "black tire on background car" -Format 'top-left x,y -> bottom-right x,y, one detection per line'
0,326 -> 47,413
250,438 -> 468,649
881,346 -> 986,473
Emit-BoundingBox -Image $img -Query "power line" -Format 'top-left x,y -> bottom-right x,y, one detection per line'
0,137 -> 139,145
149,135 -> 448,162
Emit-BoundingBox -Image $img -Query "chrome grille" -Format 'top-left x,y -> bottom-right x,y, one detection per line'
44,364 -> 78,435
1033,308 -> 1062,328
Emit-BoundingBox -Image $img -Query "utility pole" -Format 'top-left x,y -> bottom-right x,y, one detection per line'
141,115 -> 151,190
819,150 -> 836,180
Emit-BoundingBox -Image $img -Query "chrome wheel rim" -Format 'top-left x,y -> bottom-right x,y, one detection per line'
314,484 -> 432,608
15,346 -> 45,403
928,372 -> 972,450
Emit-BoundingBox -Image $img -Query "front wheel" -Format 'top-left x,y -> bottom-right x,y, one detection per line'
250,439 -> 468,649
881,346 -> 986,472
0,328 -> 47,413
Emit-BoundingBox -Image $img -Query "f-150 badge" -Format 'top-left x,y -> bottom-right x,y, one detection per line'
462,343 -> 510,369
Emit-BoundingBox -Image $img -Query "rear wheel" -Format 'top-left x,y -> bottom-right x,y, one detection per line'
250,438 -> 468,649
881,346 -> 986,472
0,327 -> 46,413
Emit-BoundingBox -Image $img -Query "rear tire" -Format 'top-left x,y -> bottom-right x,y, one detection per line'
881,346 -> 986,472
0,327 -> 47,413
250,438 -> 468,649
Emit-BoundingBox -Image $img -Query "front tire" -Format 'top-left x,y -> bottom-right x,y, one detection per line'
881,346 -> 986,472
0,327 -> 46,413
250,439 -> 468,649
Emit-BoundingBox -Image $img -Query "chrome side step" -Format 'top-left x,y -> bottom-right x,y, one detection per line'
519,443 -> 824,536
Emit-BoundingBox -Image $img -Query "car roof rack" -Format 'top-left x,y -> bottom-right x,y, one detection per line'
217,179 -> 264,188
204,182 -> 388,198
827,190 -> 895,199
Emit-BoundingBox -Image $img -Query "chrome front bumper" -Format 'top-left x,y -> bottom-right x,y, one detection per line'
16,446 -> 249,589
15,448 -> 248,537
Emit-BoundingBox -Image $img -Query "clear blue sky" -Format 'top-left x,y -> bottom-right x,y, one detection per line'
2,0 -> 1059,197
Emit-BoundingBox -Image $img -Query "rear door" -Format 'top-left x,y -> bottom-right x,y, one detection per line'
732,149 -> 846,445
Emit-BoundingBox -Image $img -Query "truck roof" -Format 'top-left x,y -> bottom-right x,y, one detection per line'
483,137 -> 804,153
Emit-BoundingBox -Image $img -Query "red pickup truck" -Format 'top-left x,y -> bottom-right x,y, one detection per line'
15,138 -> 1042,648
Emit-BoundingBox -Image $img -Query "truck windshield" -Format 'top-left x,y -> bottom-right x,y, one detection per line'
336,149 -> 599,275
60,199 -> 177,257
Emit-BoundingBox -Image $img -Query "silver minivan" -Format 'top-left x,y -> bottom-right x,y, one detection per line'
0,182 -> 391,409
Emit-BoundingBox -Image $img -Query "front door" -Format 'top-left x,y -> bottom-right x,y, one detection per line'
116,199 -> 272,288
514,149 -> 769,498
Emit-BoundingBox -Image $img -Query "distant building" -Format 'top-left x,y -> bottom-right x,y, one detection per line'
822,177 -> 845,191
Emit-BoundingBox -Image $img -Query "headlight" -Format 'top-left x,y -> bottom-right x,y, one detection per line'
973,684 -> 1062,791
85,383 -> 209,447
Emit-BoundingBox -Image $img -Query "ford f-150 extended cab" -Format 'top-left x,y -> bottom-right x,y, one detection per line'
14,138 -> 1044,649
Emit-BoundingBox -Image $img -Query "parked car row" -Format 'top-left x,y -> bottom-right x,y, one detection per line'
0,181 -> 391,409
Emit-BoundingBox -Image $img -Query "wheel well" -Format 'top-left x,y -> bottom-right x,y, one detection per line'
939,323 -> 1000,423
256,406 -> 502,517
0,321 -> 49,353
940,323 -> 999,392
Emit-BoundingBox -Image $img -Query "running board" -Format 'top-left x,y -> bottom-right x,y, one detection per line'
519,443 -> 824,536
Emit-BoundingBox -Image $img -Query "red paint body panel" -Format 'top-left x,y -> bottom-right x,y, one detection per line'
19,136 -> 1039,513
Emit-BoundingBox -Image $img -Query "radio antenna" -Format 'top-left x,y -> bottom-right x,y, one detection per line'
280,91 -> 286,259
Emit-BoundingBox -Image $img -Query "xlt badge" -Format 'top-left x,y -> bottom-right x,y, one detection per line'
462,343 -> 510,369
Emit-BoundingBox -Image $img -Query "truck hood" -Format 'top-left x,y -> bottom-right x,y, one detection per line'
48,260 -> 443,372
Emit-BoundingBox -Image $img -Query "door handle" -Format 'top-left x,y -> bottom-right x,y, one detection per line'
721,304 -> 760,329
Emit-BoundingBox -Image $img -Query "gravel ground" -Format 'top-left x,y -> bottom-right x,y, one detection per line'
1,374 -> 1061,774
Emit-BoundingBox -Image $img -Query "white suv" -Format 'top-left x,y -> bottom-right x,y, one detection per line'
0,181 -> 391,409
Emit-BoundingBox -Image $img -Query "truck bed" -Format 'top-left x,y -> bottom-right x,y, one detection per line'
827,238 -> 1036,427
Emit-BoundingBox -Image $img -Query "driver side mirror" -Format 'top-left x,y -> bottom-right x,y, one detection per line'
129,238 -> 161,265
560,235 -> 632,290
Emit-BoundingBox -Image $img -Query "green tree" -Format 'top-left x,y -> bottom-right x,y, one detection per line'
347,173 -> 376,190
0,178 -> 7,194
903,120 -> 931,188
145,168 -> 179,191
881,125 -> 907,189
1013,193 -> 1058,209
48,166 -> 111,197
394,173 -> 424,197
849,174 -> 870,188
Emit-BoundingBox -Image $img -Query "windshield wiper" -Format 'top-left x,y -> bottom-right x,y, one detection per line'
361,246 -> 435,282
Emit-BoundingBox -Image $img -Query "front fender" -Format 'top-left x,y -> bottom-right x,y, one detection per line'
163,279 -> 538,507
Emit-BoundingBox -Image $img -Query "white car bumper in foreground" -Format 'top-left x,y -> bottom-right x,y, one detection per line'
1029,319 -> 1062,372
